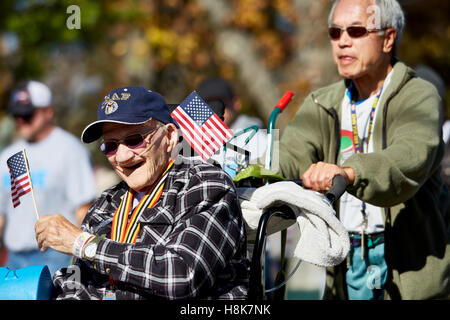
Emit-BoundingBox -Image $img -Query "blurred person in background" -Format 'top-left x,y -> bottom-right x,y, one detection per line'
198,77 -> 264,131
197,77 -> 267,176
0,80 -> 97,275
278,0 -> 449,299
0,114 -> 14,266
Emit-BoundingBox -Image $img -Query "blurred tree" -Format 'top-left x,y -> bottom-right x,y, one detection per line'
399,0 -> 450,117
0,0 -> 448,165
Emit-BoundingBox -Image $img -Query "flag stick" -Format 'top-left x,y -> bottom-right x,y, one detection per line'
22,149 -> 39,220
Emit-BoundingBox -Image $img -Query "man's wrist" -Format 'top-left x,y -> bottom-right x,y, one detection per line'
343,167 -> 355,186
73,232 -> 94,259
82,235 -> 104,261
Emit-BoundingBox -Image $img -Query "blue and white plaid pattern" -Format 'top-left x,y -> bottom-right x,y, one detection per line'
53,156 -> 248,300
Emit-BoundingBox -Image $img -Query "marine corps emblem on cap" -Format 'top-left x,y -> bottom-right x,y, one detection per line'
102,98 -> 119,115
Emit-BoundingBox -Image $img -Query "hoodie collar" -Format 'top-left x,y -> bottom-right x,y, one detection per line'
311,61 -> 414,112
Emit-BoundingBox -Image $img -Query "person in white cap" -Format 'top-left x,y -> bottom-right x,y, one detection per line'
0,80 -> 97,276
196,77 -> 267,177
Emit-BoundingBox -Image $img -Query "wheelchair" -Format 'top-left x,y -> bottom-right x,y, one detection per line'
0,92 -> 348,300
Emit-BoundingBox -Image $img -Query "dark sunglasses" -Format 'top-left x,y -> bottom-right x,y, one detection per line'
13,113 -> 35,123
100,126 -> 160,156
328,25 -> 386,40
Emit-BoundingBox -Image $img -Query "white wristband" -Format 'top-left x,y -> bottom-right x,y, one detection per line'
73,232 -> 94,258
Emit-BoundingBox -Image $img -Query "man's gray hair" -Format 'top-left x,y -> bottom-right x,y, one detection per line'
328,0 -> 405,59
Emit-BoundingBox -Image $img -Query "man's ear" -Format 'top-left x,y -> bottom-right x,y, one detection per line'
383,28 -> 397,54
165,123 -> 179,154
42,106 -> 54,119
232,97 -> 242,113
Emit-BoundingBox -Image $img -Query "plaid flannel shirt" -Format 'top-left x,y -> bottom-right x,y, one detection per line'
53,156 -> 248,300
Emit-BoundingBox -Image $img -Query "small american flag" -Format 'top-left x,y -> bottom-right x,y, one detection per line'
171,91 -> 233,161
7,150 -> 32,208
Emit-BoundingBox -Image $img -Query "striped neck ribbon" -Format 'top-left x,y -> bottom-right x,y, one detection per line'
111,159 -> 174,244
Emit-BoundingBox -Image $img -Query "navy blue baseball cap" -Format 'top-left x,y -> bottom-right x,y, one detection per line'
81,86 -> 179,143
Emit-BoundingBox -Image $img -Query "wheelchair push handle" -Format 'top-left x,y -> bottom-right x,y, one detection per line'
291,175 -> 347,204
265,91 -> 294,172
274,91 -> 294,113
325,175 -> 347,204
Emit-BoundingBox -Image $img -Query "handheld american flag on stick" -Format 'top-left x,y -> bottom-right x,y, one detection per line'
171,91 -> 234,161
7,150 -> 40,219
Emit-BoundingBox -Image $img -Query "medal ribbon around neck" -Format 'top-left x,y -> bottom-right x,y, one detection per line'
111,160 -> 174,244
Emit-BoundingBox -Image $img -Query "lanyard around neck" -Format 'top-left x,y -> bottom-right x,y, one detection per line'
350,88 -> 382,154
347,86 -> 383,247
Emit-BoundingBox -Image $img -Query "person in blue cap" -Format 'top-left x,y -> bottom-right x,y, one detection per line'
34,86 -> 248,300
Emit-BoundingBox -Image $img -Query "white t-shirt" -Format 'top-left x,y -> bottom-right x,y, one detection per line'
0,127 -> 97,251
339,71 -> 393,234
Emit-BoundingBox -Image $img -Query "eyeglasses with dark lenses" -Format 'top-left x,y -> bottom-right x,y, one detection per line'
14,114 -> 35,123
328,26 -> 386,40
100,127 -> 160,156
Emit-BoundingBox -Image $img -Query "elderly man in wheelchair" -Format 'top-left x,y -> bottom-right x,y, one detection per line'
0,87 -> 349,300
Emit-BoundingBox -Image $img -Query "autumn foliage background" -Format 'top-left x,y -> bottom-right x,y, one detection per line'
0,0 -> 448,165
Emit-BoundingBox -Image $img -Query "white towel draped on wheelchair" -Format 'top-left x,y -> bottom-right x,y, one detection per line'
238,181 -> 350,267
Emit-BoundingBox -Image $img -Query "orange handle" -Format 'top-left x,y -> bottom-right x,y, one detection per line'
275,91 -> 294,112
